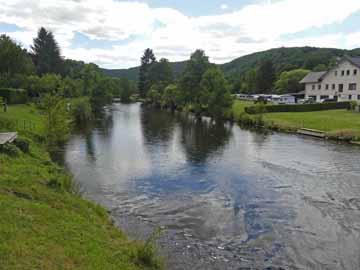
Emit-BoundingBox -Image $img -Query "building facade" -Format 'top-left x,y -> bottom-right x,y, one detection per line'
301,56 -> 360,102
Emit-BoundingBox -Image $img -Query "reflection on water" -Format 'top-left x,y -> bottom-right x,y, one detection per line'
65,103 -> 360,269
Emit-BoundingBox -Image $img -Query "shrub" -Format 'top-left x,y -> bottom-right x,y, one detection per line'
0,119 -> 16,130
0,88 -> 28,104
245,102 -> 351,114
0,143 -> 21,157
14,137 -> 31,153
71,97 -> 92,124
136,227 -> 163,268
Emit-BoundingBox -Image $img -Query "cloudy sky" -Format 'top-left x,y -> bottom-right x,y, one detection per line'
1,0 -> 360,69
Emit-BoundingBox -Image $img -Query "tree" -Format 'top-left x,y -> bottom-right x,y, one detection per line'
0,35 -> 34,77
42,94 -> 71,152
179,49 -> 211,105
275,69 -> 310,94
256,60 -> 276,93
31,27 -> 63,75
200,67 -> 232,117
241,69 -> 257,94
119,78 -> 135,102
162,84 -> 182,110
138,48 -> 156,98
148,58 -> 173,86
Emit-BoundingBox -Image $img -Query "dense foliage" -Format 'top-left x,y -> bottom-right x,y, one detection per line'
0,88 -> 28,104
144,49 -> 232,117
275,69 -> 310,94
0,35 -> 34,77
0,30 -> 135,105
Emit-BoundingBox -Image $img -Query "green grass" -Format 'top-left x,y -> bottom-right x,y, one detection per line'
229,100 -> 360,140
0,104 -> 45,134
225,100 -> 253,120
264,109 -> 360,133
0,105 -> 163,270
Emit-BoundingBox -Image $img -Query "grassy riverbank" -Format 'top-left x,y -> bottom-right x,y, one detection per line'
0,105 -> 163,270
228,100 -> 360,141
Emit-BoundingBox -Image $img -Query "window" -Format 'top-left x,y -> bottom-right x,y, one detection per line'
332,84 -> 336,90
325,84 -> 329,90
358,95 -> 360,100
339,84 -> 344,92
341,70 -> 345,76
335,71 -> 338,76
312,84 -> 315,90
347,70 -> 350,76
349,95 -> 353,100
349,83 -> 357,90
320,95 -> 329,100
354,69 -> 358,75
318,84 -> 322,90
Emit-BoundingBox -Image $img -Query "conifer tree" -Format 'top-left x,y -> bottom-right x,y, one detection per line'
31,27 -> 63,75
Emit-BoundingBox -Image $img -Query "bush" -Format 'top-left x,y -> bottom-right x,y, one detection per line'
245,102 -> 351,114
71,97 -> 92,124
0,88 -> 28,104
0,143 -> 21,157
14,137 -> 31,153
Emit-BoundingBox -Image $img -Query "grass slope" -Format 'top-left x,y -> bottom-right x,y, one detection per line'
0,105 -> 162,270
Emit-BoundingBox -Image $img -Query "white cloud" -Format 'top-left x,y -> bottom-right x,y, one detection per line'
1,0 -> 360,68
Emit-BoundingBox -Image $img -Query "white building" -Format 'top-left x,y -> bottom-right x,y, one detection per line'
300,56 -> 360,102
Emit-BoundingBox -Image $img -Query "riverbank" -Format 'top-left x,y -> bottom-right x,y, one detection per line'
0,104 -> 163,270
226,100 -> 360,142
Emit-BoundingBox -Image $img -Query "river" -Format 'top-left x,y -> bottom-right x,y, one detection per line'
64,103 -> 360,270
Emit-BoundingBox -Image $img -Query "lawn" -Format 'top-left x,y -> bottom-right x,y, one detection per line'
0,104 -> 45,134
263,109 -> 360,133
0,105 -> 163,270
225,100 -> 253,120
229,100 -> 360,140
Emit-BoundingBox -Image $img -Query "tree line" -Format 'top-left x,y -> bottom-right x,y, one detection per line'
138,49 -> 232,118
0,28 -> 136,103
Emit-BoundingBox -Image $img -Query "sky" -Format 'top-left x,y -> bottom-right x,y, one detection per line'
1,0 -> 360,69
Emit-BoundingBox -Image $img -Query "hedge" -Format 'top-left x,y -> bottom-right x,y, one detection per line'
0,88 -> 28,104
245,102 -> 352,114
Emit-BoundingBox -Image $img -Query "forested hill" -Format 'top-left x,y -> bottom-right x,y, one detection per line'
102,46 -> 360,80
101,61 -> 187,81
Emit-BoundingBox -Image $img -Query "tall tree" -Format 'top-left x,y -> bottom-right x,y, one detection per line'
179,49 -> 211,104
138,48 -> 156,98
200,67 -> 232,117
148,58 -> 173,86
31,27 -> 63,75
0,35 -> 34,76
256,59 -> 276,93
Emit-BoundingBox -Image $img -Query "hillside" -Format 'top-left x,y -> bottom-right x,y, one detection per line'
102,46 -> 360,81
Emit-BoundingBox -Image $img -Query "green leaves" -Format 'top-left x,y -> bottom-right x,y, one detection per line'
0,35 -> 34,76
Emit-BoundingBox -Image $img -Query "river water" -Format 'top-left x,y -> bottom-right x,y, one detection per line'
64,103 -> 360,270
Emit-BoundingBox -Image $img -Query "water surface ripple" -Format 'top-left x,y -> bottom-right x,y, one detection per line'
64,103 -> 360,270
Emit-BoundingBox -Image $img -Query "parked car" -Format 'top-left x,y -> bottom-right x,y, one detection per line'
299,98 -> 316,104
321,98 -> 337,103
